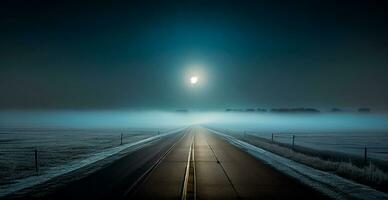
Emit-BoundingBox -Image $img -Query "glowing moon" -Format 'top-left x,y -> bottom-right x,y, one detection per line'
190,76 -> 198,85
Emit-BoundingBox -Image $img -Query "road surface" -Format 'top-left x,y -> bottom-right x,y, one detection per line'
130,127 -> 328,199
5,127 -> 329,200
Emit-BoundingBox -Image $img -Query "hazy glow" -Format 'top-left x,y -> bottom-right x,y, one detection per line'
184,64 -> 207,88
1,111 -> 388,132
190,76 -> 198,84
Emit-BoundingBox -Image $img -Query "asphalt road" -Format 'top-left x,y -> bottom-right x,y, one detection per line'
128,129 -> 194,199
5,127 -> 329,200
130,127 -> 329,199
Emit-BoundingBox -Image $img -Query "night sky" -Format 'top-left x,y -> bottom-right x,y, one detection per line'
1,0 -> 388,110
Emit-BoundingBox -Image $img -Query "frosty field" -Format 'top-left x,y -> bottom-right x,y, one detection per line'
204,112 -> 388,162
0,128 -> 157,185
253,132 -> 388,162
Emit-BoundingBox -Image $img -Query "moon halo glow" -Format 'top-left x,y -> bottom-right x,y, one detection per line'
190,76 -> 198,85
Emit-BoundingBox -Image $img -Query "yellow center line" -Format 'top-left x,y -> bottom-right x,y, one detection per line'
181,130 -> 196,200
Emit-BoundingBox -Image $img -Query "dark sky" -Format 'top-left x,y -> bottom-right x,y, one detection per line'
1,0 -> 388,110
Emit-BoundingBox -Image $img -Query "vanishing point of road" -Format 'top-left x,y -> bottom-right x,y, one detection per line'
6,127 -> 329,200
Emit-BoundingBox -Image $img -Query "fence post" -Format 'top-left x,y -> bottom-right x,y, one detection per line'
34,148 -> 39,173
271,133 -> 274,143
292,135 -> 295,149
244,131 -> 246,138
158,129 -> 160,135
364,145 -> 367,165
120,133 -> 123,145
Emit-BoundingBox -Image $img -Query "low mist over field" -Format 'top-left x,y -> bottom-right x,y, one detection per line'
1,111 -> 388,132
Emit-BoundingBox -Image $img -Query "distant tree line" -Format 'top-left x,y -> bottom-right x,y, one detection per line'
225,107 -> 371,113
225,107 -> 319,113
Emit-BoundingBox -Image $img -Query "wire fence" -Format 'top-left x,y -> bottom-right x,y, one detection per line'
0,129 -> 169,185
221,129 -> 388,164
